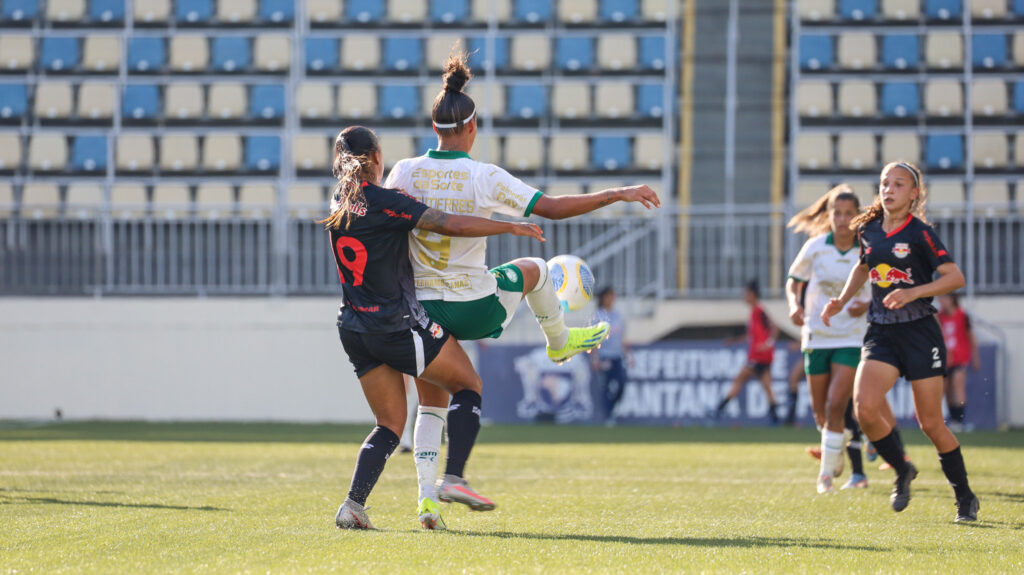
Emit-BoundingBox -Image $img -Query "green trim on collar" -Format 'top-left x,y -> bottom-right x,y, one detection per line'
426,149 -> 471,160
523,190 -> 543,217
827,232 -> 856,255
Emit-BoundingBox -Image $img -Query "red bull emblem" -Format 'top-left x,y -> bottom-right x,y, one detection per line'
429,322 -> 444,339
869,263 -> 914,288
892,243 -> 911,259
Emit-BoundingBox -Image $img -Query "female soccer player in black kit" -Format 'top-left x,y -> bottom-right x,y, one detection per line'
326,126 -> 544,529
822,161 -> 978,523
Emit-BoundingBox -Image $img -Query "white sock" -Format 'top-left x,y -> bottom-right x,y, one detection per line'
820,429 -> 844,478
414,406 -> 447,502
524,259 -> 569,349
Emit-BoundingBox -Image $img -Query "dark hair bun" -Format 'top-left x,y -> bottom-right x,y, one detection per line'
442,49 -> 472,93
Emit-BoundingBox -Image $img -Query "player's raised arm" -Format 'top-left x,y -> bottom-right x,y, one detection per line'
416,208 -> 544,242
530,184 -> 661,220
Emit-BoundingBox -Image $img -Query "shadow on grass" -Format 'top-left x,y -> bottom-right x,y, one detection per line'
976,491 -> 1024,504
0,494 -> 228,512
447,530 -> 886,551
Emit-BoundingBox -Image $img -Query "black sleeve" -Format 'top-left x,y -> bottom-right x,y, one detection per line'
377,188 -> 430,231
919,223 -> 954,269
857,227 -> 868,265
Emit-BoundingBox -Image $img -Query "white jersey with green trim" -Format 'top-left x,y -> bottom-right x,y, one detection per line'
788,232 -> 870,350
384,149 -> 543,302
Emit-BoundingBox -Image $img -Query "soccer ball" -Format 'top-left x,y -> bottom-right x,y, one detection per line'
547,255 -> 595,311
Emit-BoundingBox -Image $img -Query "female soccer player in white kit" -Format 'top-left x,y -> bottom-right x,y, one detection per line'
384,47 -> 661,528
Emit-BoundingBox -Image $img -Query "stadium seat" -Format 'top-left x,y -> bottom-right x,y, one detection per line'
880,82 -> 920,117
293,134 -> 330,172
347,0 -> 386,23
260,0 -> 294,23
553,82 -> 592,119
388,0 -> 427,23
90,0 -> 125,22
881,34 -> 918,70
508,85 -> 547,119
115,134 -> 155,171
175,0 -> 213,23
109,183 -> 147,218
159,134 -> 199,172
925,31 -> 962,69
470,134 -> 499,162
134,0 -> 171,23
837,32 -> 875,70
0,36 -> 33,71
196,183 -> 235,219
468,36 -> 510,72
471,0 -> 511,21
82,36 -> 120,72
637,84 -> 664,118
591,136 -> 631,171
208,83 -> 247,120
555,37 -> 594,72
504,134 -> 543,171
238,182 -> 275,218
1016,0 -> 1024,16
337,82 -> 376,119
798,0 -> 835,21
466,82 -> 506,118
287,183 -> 324,218
1013,32 -> 1024,67
170,36 -> 210,72
797,80 -> 833,117
972,34 -> 1007,69
560,0 -> 597,23
972,181 -> 1010,213
639,36 -> 666,70
250,85 -> 284,120
634,133 -> 663,170
595,84 -> 634,118
973,133 -> 1007,169
28,134 -> 68,172
212,37 -> 251,72
21,183 -> 61,218
41,38 -> 81,72
515,0 -> 551,22
550,134 -> 588,171
305,38 -> 339,72
1015,81 -> 1024,114
152,183 -> 191,219
1016,131 -> 1024,168
307,0 -> 342,23
972,0 -> 1006,19
511,35 -> 551,72
837,133 -> 876,170
880,131 -> 920,164
839,0 -> 876,20
837,80 -> 876,118
378,135 -> 413,168
925,0 -> 961,20
600,0 -> 639,22
70,135 -> 107,172
799,35 -> 833,70
202,134 -> 243,172
0,84 -> 28,120
245,136 -> 280,172
640,0 -> 668,20
794,180 -> 831,207
881,0 -> 919,19
2,0 -> 38,22
925,134 -> 964,170
384,38 -> 422,72
254,36 -> 291,72
926,180 -> 962,206
128,37 -> 166,72
0,133 -> 21,172
122,84 -> 160,121
65,182 -> 103,219
298,83 -> 333,119
341,36 -> 381,71
34,82 -> 74,120
47,0 -> 85,23
431,0 -> 470,23
379,85 -> 419,119
426,35 -> 465,71
597,35 -> 637,70
217,0 -> 256,24
924,79 -> 963,117
971,79 -> 1008,117
544,182 -> 584,197
797,132 -> 833,170
164,83 -> 204,120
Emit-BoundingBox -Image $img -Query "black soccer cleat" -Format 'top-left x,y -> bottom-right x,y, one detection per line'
954,494 -> 979,523
890,462 -> 918,512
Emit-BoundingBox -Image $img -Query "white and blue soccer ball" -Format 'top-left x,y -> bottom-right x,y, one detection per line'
547,254 -> 595,311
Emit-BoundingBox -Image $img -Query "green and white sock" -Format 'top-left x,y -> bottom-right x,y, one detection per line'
414,406 -> 447,502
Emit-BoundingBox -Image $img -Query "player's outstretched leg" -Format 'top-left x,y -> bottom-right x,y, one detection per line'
336,424 -> 400,529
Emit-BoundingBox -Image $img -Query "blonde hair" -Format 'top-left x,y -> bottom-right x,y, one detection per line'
852,161 -> 928,228
787,184 -> 861,237
319,126 -> 380,230
431,43 -> 475,137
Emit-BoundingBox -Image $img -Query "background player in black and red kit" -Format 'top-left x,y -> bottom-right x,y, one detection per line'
823,161 -> 979,523
717,281 -> 781,423
326,126 -> 544,529
938,293 -> 980,431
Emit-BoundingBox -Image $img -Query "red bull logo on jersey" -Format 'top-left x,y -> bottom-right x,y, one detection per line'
892,243 -> 911,259
869,263 -> 914,288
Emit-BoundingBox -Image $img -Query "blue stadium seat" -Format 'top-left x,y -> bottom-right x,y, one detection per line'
925,0 -> 961,20
591,136 -> 631,170
639,36 -> 666,70
379,85 -> 420,119
1,0 -> 37,21
122,85 -> 160,120
417,136 -> 435,155
41,38 -> 81,72
600,0 -> 639,22
881,82 -> 920,117
212,37 -> 251,72
90,0 -> 125,22
384,38 -> 422,72
508,85 -> 547,119
1016,0 -> 1024,16
882,34 -> 919,69
468,37 -> 510,71
839,0 -> 876,20
128,37 -> 166,72
260,0 -> 294,22
250,85 -> 284,120
431,0 -> 469,23
556,37 -> 594,72
245,136 -> 281,171
637,84 -> 664,117
1014,81 -> 1024,113
305,38 -> 338,71
346,0 -> 385,23
71,136 -> 107,172
799,35 -> 833,70
176,0 -> 214,23
972,34 -> 1007,69
925,134 -> 964,169
515,0 -> 552,23
0,84 -> 28,120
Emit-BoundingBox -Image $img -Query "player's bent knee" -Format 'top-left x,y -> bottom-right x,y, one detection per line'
515,257 -> 548,293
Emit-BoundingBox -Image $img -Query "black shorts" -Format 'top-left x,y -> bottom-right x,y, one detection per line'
747,362 -> 771,377
339,322 -> 450,378
862,316 -> 946,381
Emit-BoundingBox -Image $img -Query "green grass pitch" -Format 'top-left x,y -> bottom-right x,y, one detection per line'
2,422 -> 1023,573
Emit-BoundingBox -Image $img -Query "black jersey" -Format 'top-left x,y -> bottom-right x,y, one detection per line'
329,182 -> 430,333
858,215 -> 953,325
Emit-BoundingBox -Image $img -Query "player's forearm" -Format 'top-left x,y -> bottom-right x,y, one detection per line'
837,265 -> 869,306
785,278 -> 803,310
536,189 -> 623,220
417,209 -> 514,238
909,266 -> 966,300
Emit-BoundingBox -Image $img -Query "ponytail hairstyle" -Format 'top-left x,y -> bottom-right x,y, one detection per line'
431,43 -> 476,137
852,160 -> 929,228
787,183 -> 861,237
319,126 -> 380,230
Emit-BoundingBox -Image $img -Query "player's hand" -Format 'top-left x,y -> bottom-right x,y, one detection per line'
511,222 -> 545,242
618,185 -> 661,210
789,305 -> 805,326
883,288 -> 918,310
820,298 -> 844,327
846,300 -> 869,317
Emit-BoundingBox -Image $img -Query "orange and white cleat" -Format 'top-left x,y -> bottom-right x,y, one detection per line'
437,475 -> 497,511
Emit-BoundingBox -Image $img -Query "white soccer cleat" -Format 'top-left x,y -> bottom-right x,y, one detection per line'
335,499 -> 374,530
816,474 -> 835,495
437,475 -> 497,511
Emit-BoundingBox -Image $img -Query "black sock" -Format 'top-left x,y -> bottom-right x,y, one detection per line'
844,401 -> 860,436
785,390 -> 799,421
444,390 -> 481,478
346,425 -> 400,506
872,430 -> 909,474
892,426 -> 906,451
717,396 -> 731,412
939,446 -> 973,500
847,441 -> 865,476
768,402 -> 779,423
949,404 -> 965,424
